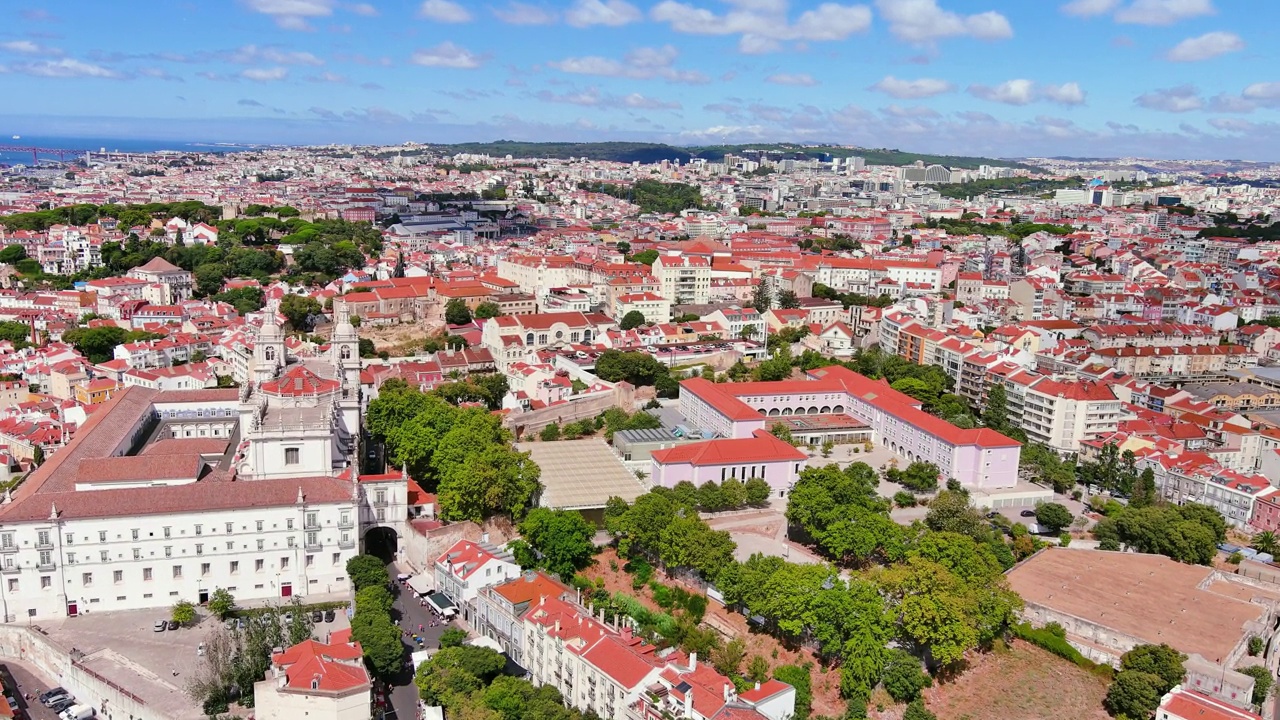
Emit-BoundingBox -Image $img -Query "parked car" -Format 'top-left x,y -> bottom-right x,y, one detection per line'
1020,509 -> 1037,517
38,688 -> 68,706
324,609 -> 336,623
167,620 -> 180,630
153,620 -> 167,632
311,610 -> 323,623
49,698 -> 75,713
282,612 -> 294,624
59,704 -> 95,720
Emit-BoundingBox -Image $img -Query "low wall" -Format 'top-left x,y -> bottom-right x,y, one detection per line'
0,625 -> 159,720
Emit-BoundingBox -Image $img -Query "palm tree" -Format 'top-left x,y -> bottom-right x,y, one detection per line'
1252,531 -> 1279,556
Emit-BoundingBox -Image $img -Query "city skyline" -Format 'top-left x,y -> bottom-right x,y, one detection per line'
2,0 -> 1279,159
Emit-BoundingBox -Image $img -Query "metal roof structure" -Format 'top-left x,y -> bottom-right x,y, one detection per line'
518,439 -> 649,510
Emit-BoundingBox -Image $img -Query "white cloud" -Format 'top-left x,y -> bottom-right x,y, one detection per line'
349,3 -> 378,16
875,0 -> 1012,44
0,40 -> 60,55
229,45 -> 324,65
1208,117 -> 1254,133
622,92 -> 681,109
493,2 -> 556,24
1040,82 -> 1086,105
765,72 -> 817,86
1059,0 -> 1118,16
418,0 -> 471,22
868,75 -> 953,98
1114,0 -> 1214,25
1135,84 -> 1203,112
968,79 -> 1036,105
548,45 -> 709,84
1243,82 -> 1280,107
15,58 -> 122,79
1165,31 -> 1243,61
240,66 -> 289,81
410,42 -> 486,68
650,0 -> 871,53
535,87 -> 605,106
565,0 -> 642,27
242,0 -> 336,30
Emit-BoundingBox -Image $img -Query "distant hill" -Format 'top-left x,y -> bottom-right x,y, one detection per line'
408,140 -> 1043,172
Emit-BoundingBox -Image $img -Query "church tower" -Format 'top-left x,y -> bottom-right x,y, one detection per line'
330,301 -> 362,461
253,300 -> 285,386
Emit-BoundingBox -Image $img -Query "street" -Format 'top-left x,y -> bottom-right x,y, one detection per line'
382,562 -> 456,720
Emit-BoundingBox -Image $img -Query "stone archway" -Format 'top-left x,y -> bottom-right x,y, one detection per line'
363,526 -> 399,563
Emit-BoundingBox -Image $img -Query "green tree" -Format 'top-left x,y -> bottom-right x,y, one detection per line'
539,423 -> 561,442
1131,467 -> 1158,509
881,649 -> 932,703
207,589 -> 236,620
888,461 -> 941,493
594,350 -> 669,387
745,477 -> 771,505
1104,670 -> 1165,719
620,310 -> 647,330
194,263 -> 226,297
356,584 -> 395,615
0,244 -> 27,264
773,665 -> 812,720
517,508 -> 597,579
902,700 -> 937,720
350,613 -> 404,679
439,627 -> 468,648
631,249 -> 659,265
751,282 -> 772,311
983,383 -> 1009,432
63,326 -> 129,363
721,477 -> 747,508
474,301 -> 502,320
711,637 -> 746,676
747,655 -> 770,683
925,489 -> 987,539
1253,531 -> 1279,556
172,600 -> 197,626
445,298 -> 473,325
346,555 -> 386,591
1238,665 -> 1273,706
753,346 -> 793,382
1034,503 -> 1073,533
698,481 -> 727,512
770,422 -> 794,445
776,290 -> 800,309
280,294 -> 322,332
1119,644 -> 1186,695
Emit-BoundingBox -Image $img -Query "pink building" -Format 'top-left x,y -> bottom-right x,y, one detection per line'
650,429 -> 807,497
678,365 -> 1020,489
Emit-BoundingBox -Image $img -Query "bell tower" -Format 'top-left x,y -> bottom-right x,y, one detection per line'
254,299 -> 285,385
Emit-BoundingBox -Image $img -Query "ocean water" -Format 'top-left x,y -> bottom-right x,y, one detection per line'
0,136 -> 264,166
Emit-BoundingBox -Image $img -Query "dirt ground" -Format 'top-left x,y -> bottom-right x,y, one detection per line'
921,639 -> 1110,720
583,548 -> 846,717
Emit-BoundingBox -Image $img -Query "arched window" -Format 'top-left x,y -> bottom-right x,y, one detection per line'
341,346 -> 351,360
525,332 -> 534,344
583,330 -> 592,342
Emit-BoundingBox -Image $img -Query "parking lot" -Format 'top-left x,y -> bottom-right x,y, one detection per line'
38,605 -> 350,720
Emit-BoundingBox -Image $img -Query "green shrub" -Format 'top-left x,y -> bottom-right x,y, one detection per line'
1011,622 -> 1112,678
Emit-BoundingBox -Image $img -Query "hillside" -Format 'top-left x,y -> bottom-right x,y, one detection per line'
408,140 -> 1042,172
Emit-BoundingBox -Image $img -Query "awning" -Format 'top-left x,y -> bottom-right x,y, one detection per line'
407,574 -> 432,596
426,592 -> 457,616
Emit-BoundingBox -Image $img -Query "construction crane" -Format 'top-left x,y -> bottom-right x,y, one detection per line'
0,145 -> 88,165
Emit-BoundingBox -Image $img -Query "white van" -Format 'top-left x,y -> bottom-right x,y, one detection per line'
60,704 -> 96,720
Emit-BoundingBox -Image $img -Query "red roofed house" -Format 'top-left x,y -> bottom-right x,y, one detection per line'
651,429 -> 807,498
253,630 -> 372,720
679,365 -> 1020,490
524,595 -> 795,720
1158,685 -> 1262,720
434,539 -> 520,622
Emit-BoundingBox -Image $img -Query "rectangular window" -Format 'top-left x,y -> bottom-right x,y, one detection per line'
376,508 -> 385,522
286,537 -> 294,548
332,552 -> 341,565
41,576 -> 50,589
37,531 -> 49,546
285,448 -> 300,465
256,520 -> 264,532
230,560 -> 239,574
306,555 -> 314,567
255,559 -> 264,572
306,531 -> 318,547
99,551 -> 108,563
201,563 -> 210,577
82,572 -> 92,586
113,570 -> 123,583
172,565 -> 182,578
143,568 -> 153,581
340,511 -> 350,526
98,531 -> 106,543
195,524 -> 202,536
286,518 -> 294,530
195,544 -> 203,555
164,546 -> 172,558
5,579 -> 15,592
65,533 -> 73,545
280,557 -> 289,570
66,553 -> 76,565
305,512 -> 318,528
163,527 -> 171,539
256,539 -> 264,551
0,533 -> 11,549
226,541 -> 233,551
132,529 -> 139,540
225,522 -> 233,534
132,549 -> 141,560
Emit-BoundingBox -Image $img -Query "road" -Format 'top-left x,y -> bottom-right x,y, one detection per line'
381,562 -> 455,720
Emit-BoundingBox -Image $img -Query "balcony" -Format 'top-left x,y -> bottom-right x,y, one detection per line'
304,521 -> 320,531
0,565 -> 18,575
338,518 -> 355,530
338,539 -> 356,550
0,545 -> 15,555
35,542 -> 53,552
37,563 -> 55,572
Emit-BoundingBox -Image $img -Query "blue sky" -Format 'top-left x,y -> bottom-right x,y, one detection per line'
1,0 -> 1278,159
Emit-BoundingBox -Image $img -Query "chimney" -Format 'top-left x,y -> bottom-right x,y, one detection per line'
688,652 -> 697,670
754,681 -> 761,691
723,683 -> 733,702
554,619 -> 560,633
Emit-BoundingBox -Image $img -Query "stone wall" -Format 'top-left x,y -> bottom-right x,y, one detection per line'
0,625 -> 158,720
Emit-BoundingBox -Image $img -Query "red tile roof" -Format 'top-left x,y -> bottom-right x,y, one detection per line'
272,637 -> 369,694
651,429 -> 806,466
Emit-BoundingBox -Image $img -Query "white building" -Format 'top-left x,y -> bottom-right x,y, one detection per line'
254,629 -> 372,720
433,539 -> 519,623
0,304 -> 371,621
653,256 -> 711,306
